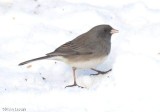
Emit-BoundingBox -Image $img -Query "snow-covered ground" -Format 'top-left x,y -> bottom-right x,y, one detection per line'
0,0 -> 160,112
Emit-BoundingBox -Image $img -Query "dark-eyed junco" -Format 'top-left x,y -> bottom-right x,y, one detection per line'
19,24 -> 118,88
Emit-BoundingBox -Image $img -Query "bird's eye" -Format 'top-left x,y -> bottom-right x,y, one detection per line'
104,29 -> 107,32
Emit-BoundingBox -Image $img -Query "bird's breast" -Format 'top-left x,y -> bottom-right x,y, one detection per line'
48,53 -> 108,69
67,56 -> 107,69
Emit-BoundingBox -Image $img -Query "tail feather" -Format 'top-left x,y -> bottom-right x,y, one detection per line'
18,55 -> 52,66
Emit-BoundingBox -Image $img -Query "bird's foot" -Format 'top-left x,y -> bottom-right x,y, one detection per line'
90,68 -> 112,75
65,82 -> 84,88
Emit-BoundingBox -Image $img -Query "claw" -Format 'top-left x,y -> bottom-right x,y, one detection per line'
91,68 -> 112,75
65,83 -> 84,88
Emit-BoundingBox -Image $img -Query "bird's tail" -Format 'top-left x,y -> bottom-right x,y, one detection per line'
18,55 -> 52,66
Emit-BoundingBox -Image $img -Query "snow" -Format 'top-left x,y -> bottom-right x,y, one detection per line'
0,0 -> 160,112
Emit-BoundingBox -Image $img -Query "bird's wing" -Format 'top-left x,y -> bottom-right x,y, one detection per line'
46,34 -> 93,56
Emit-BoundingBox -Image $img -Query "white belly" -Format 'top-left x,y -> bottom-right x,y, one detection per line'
67,57 -> 107,69
49,56 -> 107,69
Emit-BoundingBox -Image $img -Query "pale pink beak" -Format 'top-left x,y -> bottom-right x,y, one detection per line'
110,29 -> 119,34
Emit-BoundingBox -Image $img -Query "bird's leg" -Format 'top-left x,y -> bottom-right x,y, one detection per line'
90,68 -> 112,75
65,67 -> 84,88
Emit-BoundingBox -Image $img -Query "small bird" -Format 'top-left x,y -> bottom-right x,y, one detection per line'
19,24 -> 118,88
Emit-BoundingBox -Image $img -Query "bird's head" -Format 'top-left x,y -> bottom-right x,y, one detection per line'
90,24 -> 119,38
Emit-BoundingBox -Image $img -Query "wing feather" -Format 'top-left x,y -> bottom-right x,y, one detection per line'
46,33 -> 93,56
